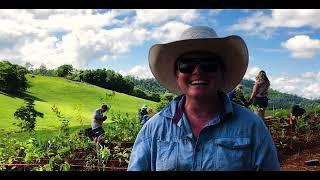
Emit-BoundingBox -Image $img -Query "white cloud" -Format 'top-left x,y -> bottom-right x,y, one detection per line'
281,35 -> 320,59
0,9 -> 120,40
287,30 -> 314,36
229,9 -> 320,38
134,9 -> 199,25
268,9 -> 320,28
268,73 -> 320,99
254,48 -> 286,53
17,26 -> 150,69
0,9 -> 133,68
19,36 -> 64,68
119,65 -> 153,79
240,9 -> 251,13
230,11 -> 267,31
228,11 -> 275,39
208,9 -> 223,15
302,71 -> 320,79
150,21 -> 191,43
0,9 -> 199,69
244,66 -> 261,80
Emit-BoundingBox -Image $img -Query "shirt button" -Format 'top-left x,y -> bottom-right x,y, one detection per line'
196,147 -> 200,152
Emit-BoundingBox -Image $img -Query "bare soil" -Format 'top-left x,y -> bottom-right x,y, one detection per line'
280,145 -> 320,171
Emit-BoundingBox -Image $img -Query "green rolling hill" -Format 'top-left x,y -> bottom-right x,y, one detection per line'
0,74 -> 157,136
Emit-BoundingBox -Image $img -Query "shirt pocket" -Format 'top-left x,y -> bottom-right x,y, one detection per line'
156,140 -> 178,171
214,137 -> 251,170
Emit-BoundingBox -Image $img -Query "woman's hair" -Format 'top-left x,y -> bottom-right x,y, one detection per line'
256,70 -> 270,84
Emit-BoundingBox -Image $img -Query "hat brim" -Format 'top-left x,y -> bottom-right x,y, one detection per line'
149,36 -> 249,95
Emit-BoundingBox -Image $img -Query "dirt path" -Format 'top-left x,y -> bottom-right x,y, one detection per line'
280,145 -> 320,171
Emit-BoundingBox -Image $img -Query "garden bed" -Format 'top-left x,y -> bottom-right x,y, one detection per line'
0,141 -> 133,171
264,115 -> 320,163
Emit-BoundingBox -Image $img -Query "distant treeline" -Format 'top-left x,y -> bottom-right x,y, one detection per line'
30,63 -> 162,102
125,76 -> 166,95
2,60 -> 320,110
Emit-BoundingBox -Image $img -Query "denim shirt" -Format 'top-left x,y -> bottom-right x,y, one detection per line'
128,95 -> 280,171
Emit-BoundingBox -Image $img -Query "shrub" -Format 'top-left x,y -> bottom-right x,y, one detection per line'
156,93 -> 176,112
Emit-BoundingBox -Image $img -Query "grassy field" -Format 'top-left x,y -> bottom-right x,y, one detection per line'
0,75 -> 157,139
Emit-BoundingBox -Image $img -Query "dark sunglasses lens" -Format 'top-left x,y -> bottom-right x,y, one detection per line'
200,62 -> 219,72
178,59 -> 220,73
178,62 -> 196,73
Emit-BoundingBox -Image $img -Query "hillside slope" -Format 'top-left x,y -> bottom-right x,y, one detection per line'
0,75 -> 157,131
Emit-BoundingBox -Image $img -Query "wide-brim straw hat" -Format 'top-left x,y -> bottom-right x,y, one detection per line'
149,26 -> 249,95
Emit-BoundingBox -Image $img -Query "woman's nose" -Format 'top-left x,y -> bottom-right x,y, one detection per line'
192,64 -> 202,74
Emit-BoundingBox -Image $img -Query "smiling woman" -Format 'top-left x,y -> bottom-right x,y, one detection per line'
127,26 -> 280,171
175,52 -> 224,100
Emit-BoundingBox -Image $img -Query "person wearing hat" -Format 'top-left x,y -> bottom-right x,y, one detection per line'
128,26 -> 279,171
139,104 -> 150,125
228,84 -> 249,107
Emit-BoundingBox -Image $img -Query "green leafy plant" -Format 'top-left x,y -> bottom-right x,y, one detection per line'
274,109 -> 290,119
113,146 -> 131,165
59,161 -> 71,171
42,155 -> 63,171
99,91 -> 116,109
85,154 -> 97,171
0,133 -> 25,165
23,138 -> 46,163
73,104 -> 86,130
96,145 -> 111,171
156,93 -> 175,112
51,104 -> 70,136
105,112 -> 141,142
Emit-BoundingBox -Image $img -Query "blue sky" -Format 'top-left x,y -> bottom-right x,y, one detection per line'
1,9 -> 320,99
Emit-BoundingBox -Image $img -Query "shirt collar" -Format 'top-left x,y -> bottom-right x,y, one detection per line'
170,91 -> 234,126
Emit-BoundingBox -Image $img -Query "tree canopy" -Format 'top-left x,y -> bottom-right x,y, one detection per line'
0,60 -> 28,94
56,64 -> 74,77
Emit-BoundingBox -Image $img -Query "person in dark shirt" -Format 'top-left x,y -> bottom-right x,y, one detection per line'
290,104 -> 306,125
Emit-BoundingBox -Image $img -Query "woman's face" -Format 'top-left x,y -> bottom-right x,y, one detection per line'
175,52 -> 224,98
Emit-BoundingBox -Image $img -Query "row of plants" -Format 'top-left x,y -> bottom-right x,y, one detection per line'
0,131 -> 133,171
264,112 -> 320,161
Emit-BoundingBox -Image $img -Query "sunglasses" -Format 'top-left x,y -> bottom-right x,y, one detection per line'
176,57 -> 222,74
